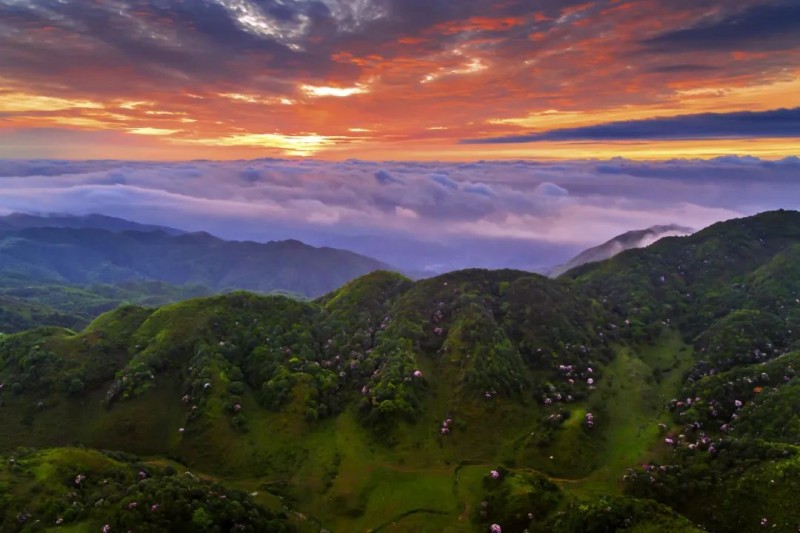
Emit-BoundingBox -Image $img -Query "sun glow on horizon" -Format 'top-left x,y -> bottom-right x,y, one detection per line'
174,132 -> 345,156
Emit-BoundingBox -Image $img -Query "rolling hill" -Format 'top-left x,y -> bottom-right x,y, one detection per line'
1,210 -> 800,531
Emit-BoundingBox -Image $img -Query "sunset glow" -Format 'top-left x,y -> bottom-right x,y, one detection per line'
0,0 -> 798,160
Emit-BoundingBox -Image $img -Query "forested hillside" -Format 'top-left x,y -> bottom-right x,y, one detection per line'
0,224 -> 390,299
1,210 -> 799,531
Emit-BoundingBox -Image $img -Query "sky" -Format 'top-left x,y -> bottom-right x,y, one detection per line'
0,0 -> 799,160
1,1 -> 799,274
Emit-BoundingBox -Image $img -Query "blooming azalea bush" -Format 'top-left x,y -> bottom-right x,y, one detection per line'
474,469 -> 563,532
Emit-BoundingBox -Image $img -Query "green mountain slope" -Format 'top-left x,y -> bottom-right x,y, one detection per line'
1,210 -> 800,532
548,223 -> 693,277
0,447 -> 291,532
565,208 -> 800,336
0,225 -> 391,298
566,210 -> 800,532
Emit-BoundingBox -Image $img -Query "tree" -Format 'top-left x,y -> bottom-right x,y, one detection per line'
68,378 -> 85,395
192,507 -> 214,528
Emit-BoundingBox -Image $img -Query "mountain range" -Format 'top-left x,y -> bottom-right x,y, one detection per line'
0,213 -> 390,298
0,212 -> 185,235
1,209 -> 799,531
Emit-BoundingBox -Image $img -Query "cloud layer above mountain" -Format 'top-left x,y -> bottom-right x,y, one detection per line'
1,157 -> 798,273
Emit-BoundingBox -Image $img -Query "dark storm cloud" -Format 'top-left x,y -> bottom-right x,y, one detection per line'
641,1 -> 800,53
462,108 -> 800,144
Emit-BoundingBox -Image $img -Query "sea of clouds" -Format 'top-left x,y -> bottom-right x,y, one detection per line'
1,156 -> 798,273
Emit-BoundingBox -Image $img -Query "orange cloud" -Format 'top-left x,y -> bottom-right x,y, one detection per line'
0,0 -> 797,160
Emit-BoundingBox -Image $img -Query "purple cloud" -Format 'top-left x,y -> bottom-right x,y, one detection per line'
641,1 -> 800,53
462,108 -> 800,144
1,157 -> 798,273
